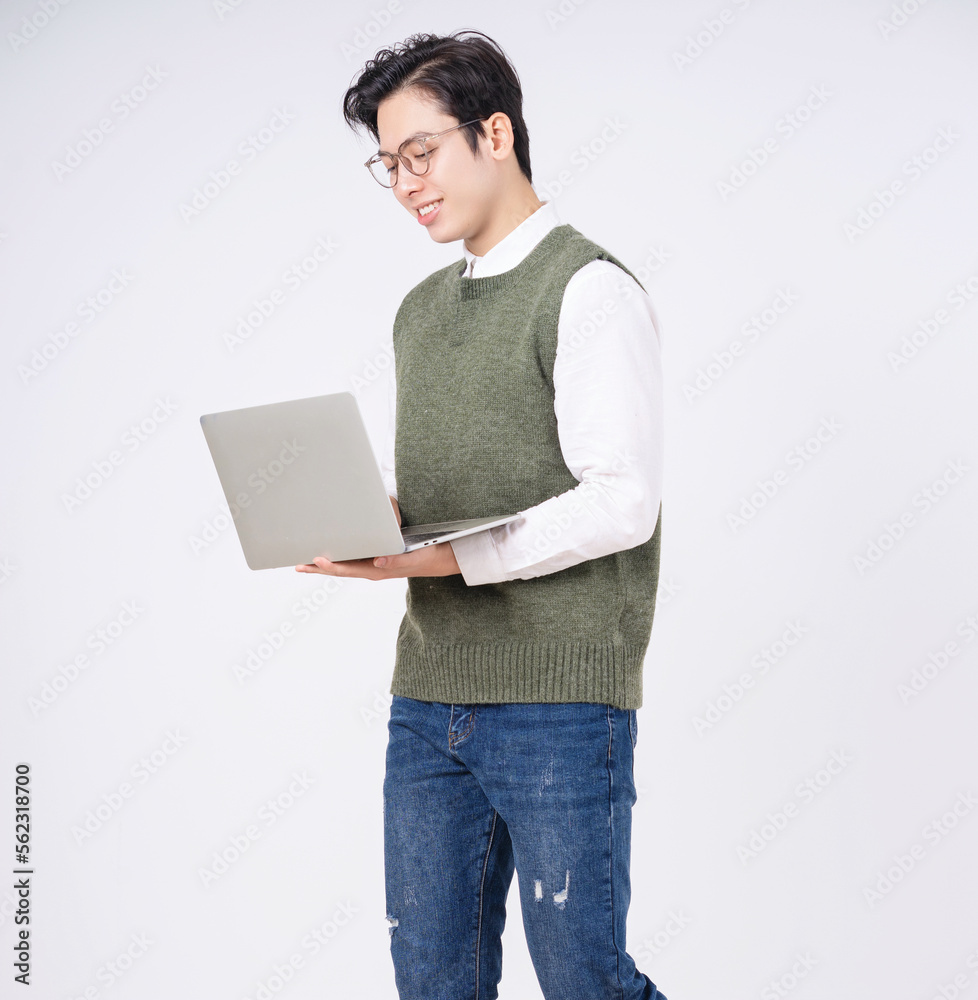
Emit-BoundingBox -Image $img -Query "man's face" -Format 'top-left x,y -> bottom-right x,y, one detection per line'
375,88 -> 495,247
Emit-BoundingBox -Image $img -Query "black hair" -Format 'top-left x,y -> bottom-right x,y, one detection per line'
342,29 -> 532,183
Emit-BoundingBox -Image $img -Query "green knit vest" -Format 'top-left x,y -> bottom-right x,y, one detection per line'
390,223 -> 661,709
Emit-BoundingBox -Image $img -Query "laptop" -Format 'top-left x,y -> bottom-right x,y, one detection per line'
199,391 -> 522,570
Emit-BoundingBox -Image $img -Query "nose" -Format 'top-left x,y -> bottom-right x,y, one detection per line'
393,162 -> 423,199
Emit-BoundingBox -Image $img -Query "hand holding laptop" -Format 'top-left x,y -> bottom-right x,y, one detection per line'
199,392 -> 522,571
296,491 -> 461,578
295,527 -> 462,579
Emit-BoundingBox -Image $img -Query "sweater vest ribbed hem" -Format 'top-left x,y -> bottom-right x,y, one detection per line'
389,638 -> 647,710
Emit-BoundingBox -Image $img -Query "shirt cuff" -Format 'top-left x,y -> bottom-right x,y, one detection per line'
449,525 -> 511,586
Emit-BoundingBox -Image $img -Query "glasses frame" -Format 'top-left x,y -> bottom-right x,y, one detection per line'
365,118 -> 488,188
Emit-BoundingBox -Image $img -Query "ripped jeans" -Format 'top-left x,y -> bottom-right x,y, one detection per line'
382,695 -> 669,1000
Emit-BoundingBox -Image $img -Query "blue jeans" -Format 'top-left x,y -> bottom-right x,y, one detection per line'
383,695 -> 669,1000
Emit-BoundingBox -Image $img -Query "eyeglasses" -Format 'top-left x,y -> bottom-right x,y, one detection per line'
365,118 -> 487,188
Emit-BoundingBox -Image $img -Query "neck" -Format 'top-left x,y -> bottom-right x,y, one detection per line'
464,182 -> 544,257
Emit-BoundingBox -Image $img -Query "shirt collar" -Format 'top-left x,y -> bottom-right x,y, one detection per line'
461,200 -> 561,279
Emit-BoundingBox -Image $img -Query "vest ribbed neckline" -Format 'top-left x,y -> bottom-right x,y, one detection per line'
454,224 -> 578,299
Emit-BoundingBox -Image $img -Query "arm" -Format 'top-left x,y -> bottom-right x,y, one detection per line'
447,260 -> 662,585
298,261 -> 661,583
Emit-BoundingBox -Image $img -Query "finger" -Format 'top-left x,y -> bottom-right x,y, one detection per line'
313,555 -> 391,579
374,551 -> 416,571
317,556 -> 355,575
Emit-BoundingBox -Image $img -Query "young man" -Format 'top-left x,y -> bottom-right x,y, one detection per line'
299,29 -> 667,1000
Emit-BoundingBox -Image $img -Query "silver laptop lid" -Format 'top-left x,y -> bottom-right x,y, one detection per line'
200,392 -> 404,569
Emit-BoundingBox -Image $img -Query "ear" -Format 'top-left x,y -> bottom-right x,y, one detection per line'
482,112 -> 514,161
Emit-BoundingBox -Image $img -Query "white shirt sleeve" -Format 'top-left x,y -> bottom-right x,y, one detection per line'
449,259 -> 663,585
379,356 -> 398,500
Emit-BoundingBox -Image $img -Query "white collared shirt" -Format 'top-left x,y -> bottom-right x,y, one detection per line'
380,200 -> 663,585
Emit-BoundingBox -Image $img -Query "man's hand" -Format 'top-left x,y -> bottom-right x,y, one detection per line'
296,542 -> 460,580
295,494 -> 461,579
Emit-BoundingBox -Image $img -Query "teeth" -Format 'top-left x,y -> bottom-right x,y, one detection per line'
419,200 -> 442,216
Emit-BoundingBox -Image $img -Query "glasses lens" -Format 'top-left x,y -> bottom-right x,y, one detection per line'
399,139 -> 428,177
368,140 -> 430,187
369,154 -> 396,187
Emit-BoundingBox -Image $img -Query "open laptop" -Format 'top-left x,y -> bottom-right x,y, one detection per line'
199,391 -> 522,570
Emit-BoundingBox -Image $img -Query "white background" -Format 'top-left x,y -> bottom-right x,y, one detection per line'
2,1 -> 977,998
